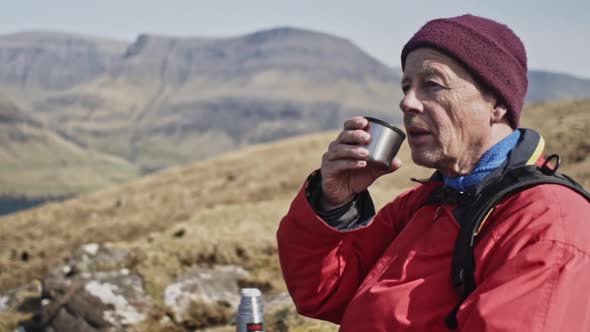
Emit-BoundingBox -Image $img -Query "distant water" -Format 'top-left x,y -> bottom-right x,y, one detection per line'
0,195 -> 69,216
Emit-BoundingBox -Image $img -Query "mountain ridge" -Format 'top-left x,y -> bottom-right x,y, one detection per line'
0,27 -> 404,172
0,28 -> 589,198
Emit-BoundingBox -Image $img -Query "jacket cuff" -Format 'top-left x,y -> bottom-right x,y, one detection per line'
306,170 -> 376,230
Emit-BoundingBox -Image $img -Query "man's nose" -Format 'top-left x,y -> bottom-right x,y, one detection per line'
399,89 -> 423,114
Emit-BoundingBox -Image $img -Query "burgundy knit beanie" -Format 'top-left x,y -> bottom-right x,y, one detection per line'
401,14 -> 528,128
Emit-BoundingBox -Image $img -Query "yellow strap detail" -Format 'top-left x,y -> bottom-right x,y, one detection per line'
526,136 -> 545,165
475,208 -> 495,236
475,136 -> 544,237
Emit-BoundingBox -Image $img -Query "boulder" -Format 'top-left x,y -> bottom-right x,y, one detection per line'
20,243 -> 150,332
164,265 -> 249,323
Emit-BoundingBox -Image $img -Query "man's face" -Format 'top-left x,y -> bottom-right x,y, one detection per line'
400,48 -> 497,176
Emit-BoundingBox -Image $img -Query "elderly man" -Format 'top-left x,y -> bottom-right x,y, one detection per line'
277,14 -> 590,331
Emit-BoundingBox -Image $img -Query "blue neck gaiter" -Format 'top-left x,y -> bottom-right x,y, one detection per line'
443,130 -> 521,192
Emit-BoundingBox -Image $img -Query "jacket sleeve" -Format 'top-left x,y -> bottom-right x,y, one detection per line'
276,179 -> 421,324
458,186 -> 590,331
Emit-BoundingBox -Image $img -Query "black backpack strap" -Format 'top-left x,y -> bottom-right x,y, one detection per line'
445,155 -> 590,329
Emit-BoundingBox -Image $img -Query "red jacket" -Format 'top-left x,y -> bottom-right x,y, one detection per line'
277,131 -> 590,331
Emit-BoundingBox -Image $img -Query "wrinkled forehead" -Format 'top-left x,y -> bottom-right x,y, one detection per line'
402,48 -> 474,84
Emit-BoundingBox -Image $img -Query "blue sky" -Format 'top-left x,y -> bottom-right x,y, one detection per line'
1,0 -> 589,78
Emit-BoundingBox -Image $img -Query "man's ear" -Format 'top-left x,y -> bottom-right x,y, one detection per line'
491,104 -> 509,124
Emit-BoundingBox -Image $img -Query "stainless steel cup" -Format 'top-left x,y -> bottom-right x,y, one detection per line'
236,288 -> 264,332
362,117 -> 406,170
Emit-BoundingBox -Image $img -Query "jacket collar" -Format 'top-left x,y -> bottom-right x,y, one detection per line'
420,128 -> 545,192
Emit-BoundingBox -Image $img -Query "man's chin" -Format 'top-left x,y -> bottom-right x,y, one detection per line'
410,151 -> 438,169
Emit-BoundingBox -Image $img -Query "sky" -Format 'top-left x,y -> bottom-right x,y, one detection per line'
1,0 -> 589,78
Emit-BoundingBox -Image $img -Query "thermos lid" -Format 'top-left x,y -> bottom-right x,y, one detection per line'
241,288 -> 261,297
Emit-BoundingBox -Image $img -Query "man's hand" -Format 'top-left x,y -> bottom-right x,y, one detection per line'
320,116 -> 402,210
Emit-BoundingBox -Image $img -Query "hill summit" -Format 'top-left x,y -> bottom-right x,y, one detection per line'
0,27 -> 589,201
0,27 -> 403,173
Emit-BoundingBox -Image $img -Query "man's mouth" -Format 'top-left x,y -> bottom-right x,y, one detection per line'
407,127 -> 432,137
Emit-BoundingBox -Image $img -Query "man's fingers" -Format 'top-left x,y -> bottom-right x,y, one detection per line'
327,117 -> 370,149
390,157 -> 403,170
324,144 -> 369,161
343,117 -> 368,130
335,129 -> 371,145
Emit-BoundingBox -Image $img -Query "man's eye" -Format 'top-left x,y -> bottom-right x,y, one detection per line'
401,85 -> 410,94
425,80 -> 443,89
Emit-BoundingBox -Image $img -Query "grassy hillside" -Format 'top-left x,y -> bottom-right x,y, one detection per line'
0,97 -> 141,197
0,99 -> 588,331
520,98 -> 590,185
0,128 -> 430,287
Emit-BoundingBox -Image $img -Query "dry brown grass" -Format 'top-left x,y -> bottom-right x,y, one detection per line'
520,98 -> 590,187
0,131 -> 324,289
0,126 -> 432,290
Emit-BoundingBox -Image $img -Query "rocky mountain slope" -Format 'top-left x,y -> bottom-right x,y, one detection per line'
0,28 -> 403,172
0,30 -> 126,91
1,28 -> 589,174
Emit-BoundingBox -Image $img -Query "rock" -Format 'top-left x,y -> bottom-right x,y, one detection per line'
85,278 -> 147,325
0,295 -> 7,311
82,243 -> 100,256
25,283 -> 111,332
43,242 -> 132,292
172,228 -> 186,238
20,243 -> 150,332
164,265 -> 249,323
9,243 -> 262,331
0,280 -> 42,313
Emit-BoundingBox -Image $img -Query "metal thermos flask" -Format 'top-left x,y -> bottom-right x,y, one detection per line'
236,288 -> 264,332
